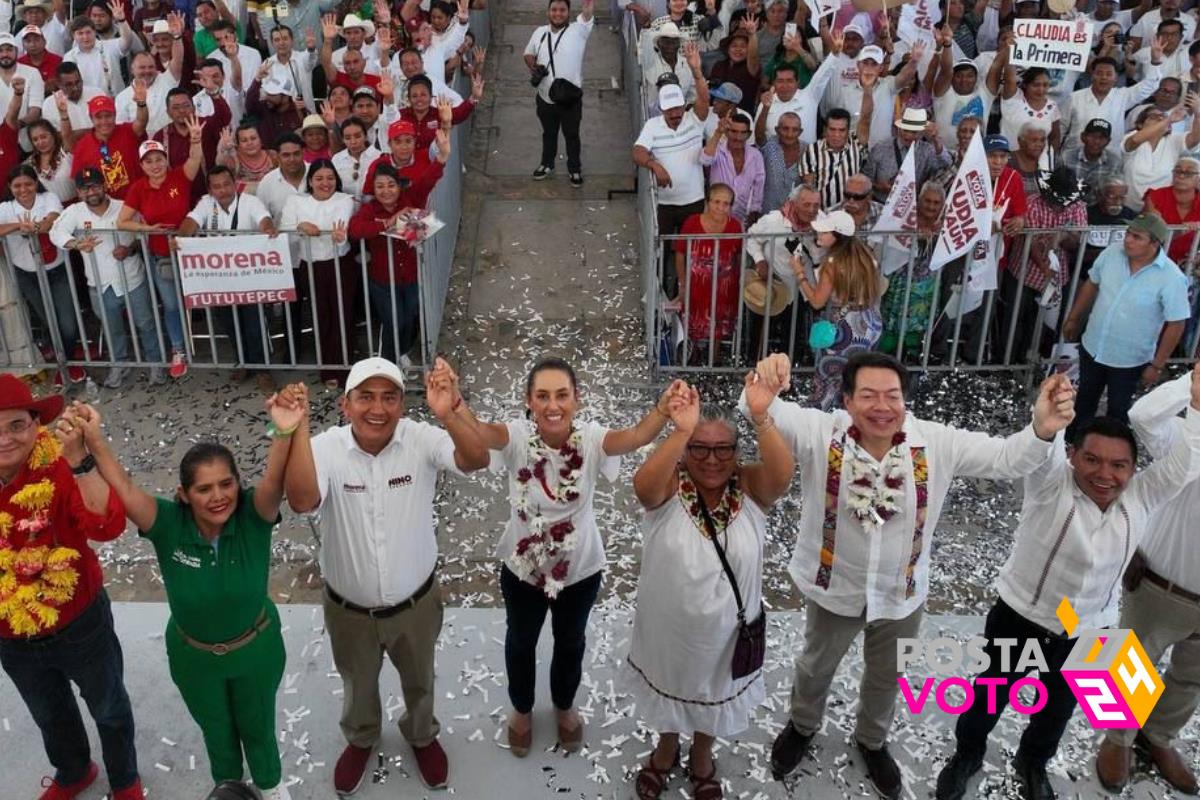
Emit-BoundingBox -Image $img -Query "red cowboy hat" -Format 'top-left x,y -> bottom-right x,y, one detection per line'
0,374 -> 64,422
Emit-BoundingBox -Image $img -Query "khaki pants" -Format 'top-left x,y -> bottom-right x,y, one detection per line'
1106,579 -> 1200,748
323,579 -> 444,749
789,601 -> 924,749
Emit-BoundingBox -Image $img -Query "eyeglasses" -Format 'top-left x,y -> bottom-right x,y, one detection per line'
844,191 -> 871,201
1174,167 -> 1198,176
686,443 -> 737,461
0,417 -> 36,439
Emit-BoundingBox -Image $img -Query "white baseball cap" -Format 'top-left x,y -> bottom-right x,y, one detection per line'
658,84 -> 685,111
0,33 -> 18,49
151,19 -> 171,36
857,45 -> 885,63
345,357 -> 406,394
811,209 -> 857,236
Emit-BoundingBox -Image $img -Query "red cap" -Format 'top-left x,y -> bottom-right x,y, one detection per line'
87,95 -> 116,116
388,119 -> 416,141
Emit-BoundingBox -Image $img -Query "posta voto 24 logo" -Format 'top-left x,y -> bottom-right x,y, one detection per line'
896,598 -> 1164,728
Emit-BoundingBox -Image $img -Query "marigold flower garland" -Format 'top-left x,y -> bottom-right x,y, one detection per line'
511,429 -> 584,598
0,429 -> 82,637
678,468 -> 742,537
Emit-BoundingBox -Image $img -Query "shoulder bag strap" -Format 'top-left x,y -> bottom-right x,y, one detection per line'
546,28 -> 566,78
694,488 -> 747,623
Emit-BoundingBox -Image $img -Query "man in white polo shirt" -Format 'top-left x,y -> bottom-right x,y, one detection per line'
632,75 -> 710,298
284,357 -> 488,795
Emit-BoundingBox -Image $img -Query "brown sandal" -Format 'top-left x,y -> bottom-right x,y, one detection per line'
635,752 -> 679,800
556,712 -> 584,753
507,722 -> 531,758
688,764 -> 723,800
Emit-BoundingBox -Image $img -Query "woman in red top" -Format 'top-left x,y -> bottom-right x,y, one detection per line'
1143,157 -> 1200,266
348,130 -> 451,364
0,376 -> 140,800
117,117 -> 206,379
673,183 -> 743,364
399,74 -> 480,149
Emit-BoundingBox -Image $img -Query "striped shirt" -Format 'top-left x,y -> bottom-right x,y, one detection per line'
798,134 -> 868,209
634,111 -> 708,206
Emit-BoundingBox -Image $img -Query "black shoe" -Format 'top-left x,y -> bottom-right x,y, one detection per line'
935,752 -> 984,800
856,741 -> 902,800
532,165 -> 554,180
569,172 -> 583,187
770,721 -> 813,780
1012,752 -> 1057,800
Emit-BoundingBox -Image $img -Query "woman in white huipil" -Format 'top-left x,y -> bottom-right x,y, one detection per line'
628,375 -> 793,800
457,358 -> 684,758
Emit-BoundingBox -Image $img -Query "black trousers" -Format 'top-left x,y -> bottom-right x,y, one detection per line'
500,565 -> 601,714
954,598 -> 1078,767
1066,346 -> 1145,441
536,94 -> 583,174
656,199 -> 705,299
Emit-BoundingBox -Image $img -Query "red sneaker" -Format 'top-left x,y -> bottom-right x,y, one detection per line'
110,777 -> 145,800
413,739 -> 448,789
334,744 -> 372,796
37,762 -> 98,800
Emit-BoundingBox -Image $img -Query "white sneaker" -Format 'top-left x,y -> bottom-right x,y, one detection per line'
102,366 -> 128,389
148,367 -> 168,385
259,784 -> 292,800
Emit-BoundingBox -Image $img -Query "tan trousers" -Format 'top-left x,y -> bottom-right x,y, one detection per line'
1106,579 -> 1200,748
323,580 -> 444,749
789,601 -> 924,749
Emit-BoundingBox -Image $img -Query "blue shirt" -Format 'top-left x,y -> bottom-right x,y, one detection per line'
1082,242 -> 1190,367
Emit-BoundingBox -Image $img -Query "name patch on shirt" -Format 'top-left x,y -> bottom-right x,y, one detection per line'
171,550 -> 202,569
342,483 -> 367,494
388,475 -> 413,488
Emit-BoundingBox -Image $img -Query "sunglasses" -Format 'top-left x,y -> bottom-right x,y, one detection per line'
844,191 -> 871,201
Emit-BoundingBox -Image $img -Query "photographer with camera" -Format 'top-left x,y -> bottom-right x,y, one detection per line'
524,0 -> 595,187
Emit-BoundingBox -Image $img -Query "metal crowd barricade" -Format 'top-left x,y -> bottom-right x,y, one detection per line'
0,227 -> 439,379
650,225 -> 1200,379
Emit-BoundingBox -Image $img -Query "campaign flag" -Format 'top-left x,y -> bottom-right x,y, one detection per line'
931,131 -> 992,272
873,146 -> 919,275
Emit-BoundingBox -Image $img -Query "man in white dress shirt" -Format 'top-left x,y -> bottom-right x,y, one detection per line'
63,6 -> 134,96
1094,368 -> 1200,795
266,25 -> 314,113
284,357 -> 488,795
936,364 -> 1200,800
331,12 -> 379,75
42,61 -> 102,133
19,0 -> 70,56
115,49 -> 180,136
1064,44 -> 1161,154
754,351 -> 1075,800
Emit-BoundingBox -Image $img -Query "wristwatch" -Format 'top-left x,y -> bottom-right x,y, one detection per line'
71,454 -> 97,475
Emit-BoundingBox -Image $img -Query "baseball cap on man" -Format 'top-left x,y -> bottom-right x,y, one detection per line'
1127,213 -> 1170,245
710,82 -> 743,105
1083,118 -> 1113,138
261,76 -> 292,96
952,58 -> 978,72
345,357 -> 405,394
388,119 -> 416,141
17,25 -> 43,40
658,84 -> 685,111
0,33 -> 18,49
87,95 -> 116,116
843,22 -> 866,38
74,166 -> 104,188
857,45 -> 884,63
983,134 -> 1010,153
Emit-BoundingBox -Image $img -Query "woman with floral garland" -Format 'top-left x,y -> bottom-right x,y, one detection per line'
628,375 -> 794,800
0,373 -> 144,800
64,385 -> 310,800
454,358 -> 687,758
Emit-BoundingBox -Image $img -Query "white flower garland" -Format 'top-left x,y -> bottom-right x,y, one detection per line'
844,436 -> 907,530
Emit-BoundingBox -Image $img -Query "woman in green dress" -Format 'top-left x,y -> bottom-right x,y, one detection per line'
64,385 -> 309,800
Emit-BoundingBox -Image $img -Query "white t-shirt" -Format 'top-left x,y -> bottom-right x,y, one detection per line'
42,87 -> 104,133
0,65 -> 45,122
825,74 -> 900,147
490,419 -> 619,589
0,192 -> 64,271
210,43 -> 264,93
933,86 -> 995,148
1122,129 -> 1190,211
634,110 -> 708,206
115,72 -> 179,137
1000,93 -> 1060,147
524,15 -> 595,104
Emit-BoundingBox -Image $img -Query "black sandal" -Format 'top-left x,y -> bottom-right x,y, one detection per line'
635,750 -> 679,800
688,763 -> 722,800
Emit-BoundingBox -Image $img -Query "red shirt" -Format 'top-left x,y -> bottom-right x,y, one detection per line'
0,123 -> 20,196
399,101 -> 475,150
361,150 -> 441,201
0,456 -> 127,639
994,166 -> 1027,268
124,168 -> 194,256
332,71 -> 381,94
1144,186 -> 1200,264
71,123 -> 145,200
349,164 -> 447,284
18,51 -> 62,88
674,214 -> 743,340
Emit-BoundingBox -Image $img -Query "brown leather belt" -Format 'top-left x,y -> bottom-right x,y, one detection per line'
1145,566 -> 1200,605
177,609 -> 270,656
326,571 -> 436,619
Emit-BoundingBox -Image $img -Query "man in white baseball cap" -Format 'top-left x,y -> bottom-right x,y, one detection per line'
826,37 -> 926,147
284,356 -> 488,793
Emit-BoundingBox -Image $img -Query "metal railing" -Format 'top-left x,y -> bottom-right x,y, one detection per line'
0,228 -> 436,379
651,225 -> 1200,380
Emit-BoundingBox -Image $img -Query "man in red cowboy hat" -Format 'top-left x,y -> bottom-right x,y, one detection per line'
0,375 -> 142,799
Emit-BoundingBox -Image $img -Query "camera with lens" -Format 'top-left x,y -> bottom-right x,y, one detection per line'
530,64 -> 550,86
